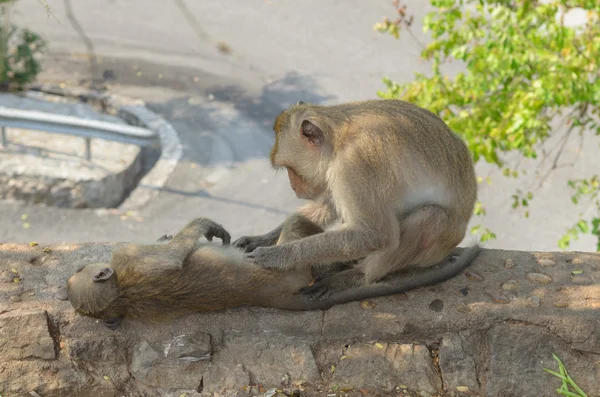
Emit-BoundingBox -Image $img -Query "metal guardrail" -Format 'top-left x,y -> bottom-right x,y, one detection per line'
0,106 -> 157,161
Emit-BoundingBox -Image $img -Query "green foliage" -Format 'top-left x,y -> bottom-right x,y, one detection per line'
0,2 -> 47,91
544,353 -> 588,397
375,0 -> 600,250
559,176 -> 600,250
0,26 -> 46,91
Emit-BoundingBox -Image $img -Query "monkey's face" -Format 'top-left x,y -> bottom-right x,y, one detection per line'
55,263 -> 125,330
271,106 -> 329,200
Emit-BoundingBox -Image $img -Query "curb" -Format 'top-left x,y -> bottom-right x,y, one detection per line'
28,83 -> 183,211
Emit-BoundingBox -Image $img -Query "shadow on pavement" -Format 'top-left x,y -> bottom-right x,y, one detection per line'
146,71 -> 335,165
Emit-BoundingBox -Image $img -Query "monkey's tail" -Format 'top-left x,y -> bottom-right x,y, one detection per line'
299,244 -> 481,311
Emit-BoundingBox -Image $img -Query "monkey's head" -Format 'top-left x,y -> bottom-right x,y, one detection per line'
55,263 -> 125,330
271,101 -> 332,200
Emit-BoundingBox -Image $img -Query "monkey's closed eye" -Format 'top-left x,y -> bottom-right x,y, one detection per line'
104,317 -> 123,331
92,267 -> 114,282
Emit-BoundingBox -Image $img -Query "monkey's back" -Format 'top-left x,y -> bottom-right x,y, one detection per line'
332,99 -> 472,169
321,99 -> 477,218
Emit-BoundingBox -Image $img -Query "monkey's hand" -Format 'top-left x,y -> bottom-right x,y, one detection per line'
233,234 -> 277,253
198,219 -> 231,245
245,245 -> 293,270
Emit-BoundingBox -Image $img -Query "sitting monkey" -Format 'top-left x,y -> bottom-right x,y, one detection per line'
234,99 -> 480,299
56,215 -> 479,330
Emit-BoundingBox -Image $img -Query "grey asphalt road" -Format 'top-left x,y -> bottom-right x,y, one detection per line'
3,0 -> 597,252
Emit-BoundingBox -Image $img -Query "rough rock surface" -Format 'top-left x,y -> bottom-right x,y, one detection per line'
1,243 -> 599,397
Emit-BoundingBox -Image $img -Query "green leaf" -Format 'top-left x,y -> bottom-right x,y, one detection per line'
576,220 -> 589,233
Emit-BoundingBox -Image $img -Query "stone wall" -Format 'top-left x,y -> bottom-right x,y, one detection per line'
1,243 -> 599,397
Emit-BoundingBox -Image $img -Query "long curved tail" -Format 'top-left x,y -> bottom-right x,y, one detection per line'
291,244 -> 481,311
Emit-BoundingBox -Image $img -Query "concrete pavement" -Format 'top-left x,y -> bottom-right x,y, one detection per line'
4,0 -> 598,252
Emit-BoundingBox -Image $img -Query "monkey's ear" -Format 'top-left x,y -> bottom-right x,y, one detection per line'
296,100 -> 305,106
301,120 -> 324,147
92,267 -> 114,283
55,285 -> 69,301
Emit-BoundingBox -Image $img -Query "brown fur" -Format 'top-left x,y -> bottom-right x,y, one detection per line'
56,216 -> 319,329
56,214 -> 481,330
234,99 -> 479,299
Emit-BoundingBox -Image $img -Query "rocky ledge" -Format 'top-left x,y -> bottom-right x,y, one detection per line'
0,243 -> 599,397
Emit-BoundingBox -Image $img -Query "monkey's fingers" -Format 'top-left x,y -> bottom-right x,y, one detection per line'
204,224 -> 231,245
216,229 -> 231,245
233,236 -> 271,252
232,236 -> 254,251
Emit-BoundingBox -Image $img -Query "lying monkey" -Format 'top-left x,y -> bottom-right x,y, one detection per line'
56,215 -> 480,330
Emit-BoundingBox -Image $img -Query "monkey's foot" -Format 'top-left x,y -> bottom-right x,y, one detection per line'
300,268 -> 365,301
233,235 -> 275,253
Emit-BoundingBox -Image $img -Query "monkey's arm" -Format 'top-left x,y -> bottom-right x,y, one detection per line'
112,217 -> 231,276
167,217 -> 231,263
171,217 -> 231,246
246,225 -> 384,270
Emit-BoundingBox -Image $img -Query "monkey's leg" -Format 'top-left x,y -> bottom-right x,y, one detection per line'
232,224 -> 284,253
163,218 -> 232,266
363,204 -> 463,282
277,213 -> 355,281
233,199 -> 336,252
300,204 -> 462,300
276,213 -> 324,244
110,218 -> 231,279
300,247 -> 458,301
300,245 -> 405,300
